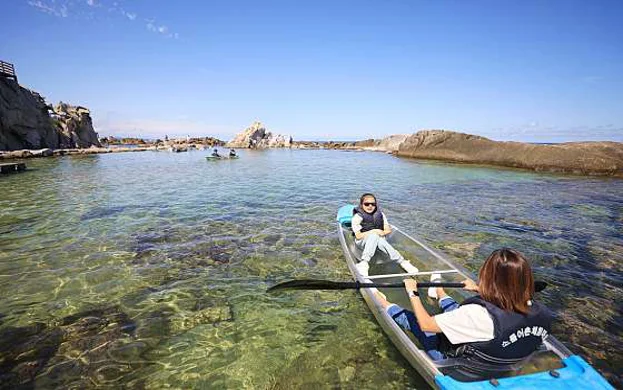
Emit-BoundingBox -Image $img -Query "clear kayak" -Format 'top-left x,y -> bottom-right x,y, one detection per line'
206,155 -> 239,160
336,205 -> 613,390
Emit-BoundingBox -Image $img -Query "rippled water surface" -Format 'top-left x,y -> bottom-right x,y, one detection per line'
1,149 -> 621,389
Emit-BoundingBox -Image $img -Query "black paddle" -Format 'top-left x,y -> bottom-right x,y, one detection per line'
267,279 -> 548,293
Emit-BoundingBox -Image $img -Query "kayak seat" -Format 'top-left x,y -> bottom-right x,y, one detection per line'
336,205 -> 355,228
436,346 -> 554,382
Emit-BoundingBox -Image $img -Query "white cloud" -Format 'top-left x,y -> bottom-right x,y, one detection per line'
26,0 -> 179,38
481,124 -> 623,143
28,0 -> 69,17
146,19 -> 157,32
95,117 -> 233,139
144,19 -> 178,38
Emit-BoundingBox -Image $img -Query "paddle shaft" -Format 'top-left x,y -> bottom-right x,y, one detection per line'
357,281 -> 464,289
267,280 -> 465,292
267,279 -> 547,292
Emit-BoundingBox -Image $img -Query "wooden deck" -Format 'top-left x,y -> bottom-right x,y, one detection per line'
0,162 -> 27,174
0,60 -> 18,83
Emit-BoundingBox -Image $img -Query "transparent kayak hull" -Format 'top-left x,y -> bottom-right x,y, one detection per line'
335,205 -> 613,390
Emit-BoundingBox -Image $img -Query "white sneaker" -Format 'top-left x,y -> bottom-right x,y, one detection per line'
428,273 -> 442,299
399,260 -> 419,274
355,261 -> 369,277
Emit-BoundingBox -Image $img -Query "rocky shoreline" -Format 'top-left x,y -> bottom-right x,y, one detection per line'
1,75 -> 621,176
2,129 -> 622,177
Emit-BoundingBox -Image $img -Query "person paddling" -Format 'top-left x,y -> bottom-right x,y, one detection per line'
229,148 -> 237,158
211,148 -> 221,158
352,193 -> 419,276
373,248 -> 553,363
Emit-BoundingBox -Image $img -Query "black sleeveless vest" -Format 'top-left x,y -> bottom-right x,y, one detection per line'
440,296 -> 553,364
353,207 -> 384,232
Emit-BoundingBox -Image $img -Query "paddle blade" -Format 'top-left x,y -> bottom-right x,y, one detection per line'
534,280 -> 547,293
267,279 -> 359,292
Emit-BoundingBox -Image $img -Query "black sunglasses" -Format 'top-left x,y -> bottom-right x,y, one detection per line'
363,202 -> 376,207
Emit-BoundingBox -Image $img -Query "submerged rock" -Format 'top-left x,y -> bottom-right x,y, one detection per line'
0,306 -> 138,389
170,305 -> 233,332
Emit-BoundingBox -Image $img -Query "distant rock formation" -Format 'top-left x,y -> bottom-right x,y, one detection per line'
0,77 -> 100,150
292,134 -> 408,152
227,121 -> 293,148
396,130 -> 623,177
52,102 -> 101,148
356,134 -> 409,152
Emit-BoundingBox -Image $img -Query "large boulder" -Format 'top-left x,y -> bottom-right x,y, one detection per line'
396,130 -> 623,177
53,102 -> 101,149
0,77 -> 100,151
227,121 -> 293,148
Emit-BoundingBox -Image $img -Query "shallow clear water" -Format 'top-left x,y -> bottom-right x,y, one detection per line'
0,149 -> 621,389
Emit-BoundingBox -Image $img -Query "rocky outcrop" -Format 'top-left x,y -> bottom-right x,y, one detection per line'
396,130 -> 623,177
356,134 -> 409,152
53,102 -> 101,148
227,121 -> 293,148
292,134 -> 408,152
0,78 -> 100,150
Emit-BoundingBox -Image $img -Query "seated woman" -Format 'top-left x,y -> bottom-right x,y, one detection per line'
211,148 -> 221,158
374,248 -> 553,363
352,193 -> 419,276
229,148 -> 237,157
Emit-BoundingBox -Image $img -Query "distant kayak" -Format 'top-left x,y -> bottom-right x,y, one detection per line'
206,156 -> 239,161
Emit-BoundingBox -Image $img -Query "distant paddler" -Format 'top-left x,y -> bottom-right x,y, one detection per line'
211,148 -> 222,159
229,148 -> 237,158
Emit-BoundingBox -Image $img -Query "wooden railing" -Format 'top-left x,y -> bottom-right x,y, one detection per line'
0,60 -> 18,83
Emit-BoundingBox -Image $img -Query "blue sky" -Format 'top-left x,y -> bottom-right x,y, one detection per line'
1,0 -> 622,142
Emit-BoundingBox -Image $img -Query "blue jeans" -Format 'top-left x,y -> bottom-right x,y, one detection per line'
387,296 -> 459,360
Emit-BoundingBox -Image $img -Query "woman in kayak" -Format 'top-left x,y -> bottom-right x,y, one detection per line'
373,248 -> 553,363
352,193 -> 419,276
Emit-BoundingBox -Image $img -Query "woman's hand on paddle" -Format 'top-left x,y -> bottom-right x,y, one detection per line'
403,278 -> 417,292
462,278 -> 479,292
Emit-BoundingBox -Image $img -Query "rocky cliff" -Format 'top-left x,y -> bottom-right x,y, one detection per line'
52,102 -> 100,148
396,130 -> 623,177
227,121 -> 293,148
0,77 -> 100,150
